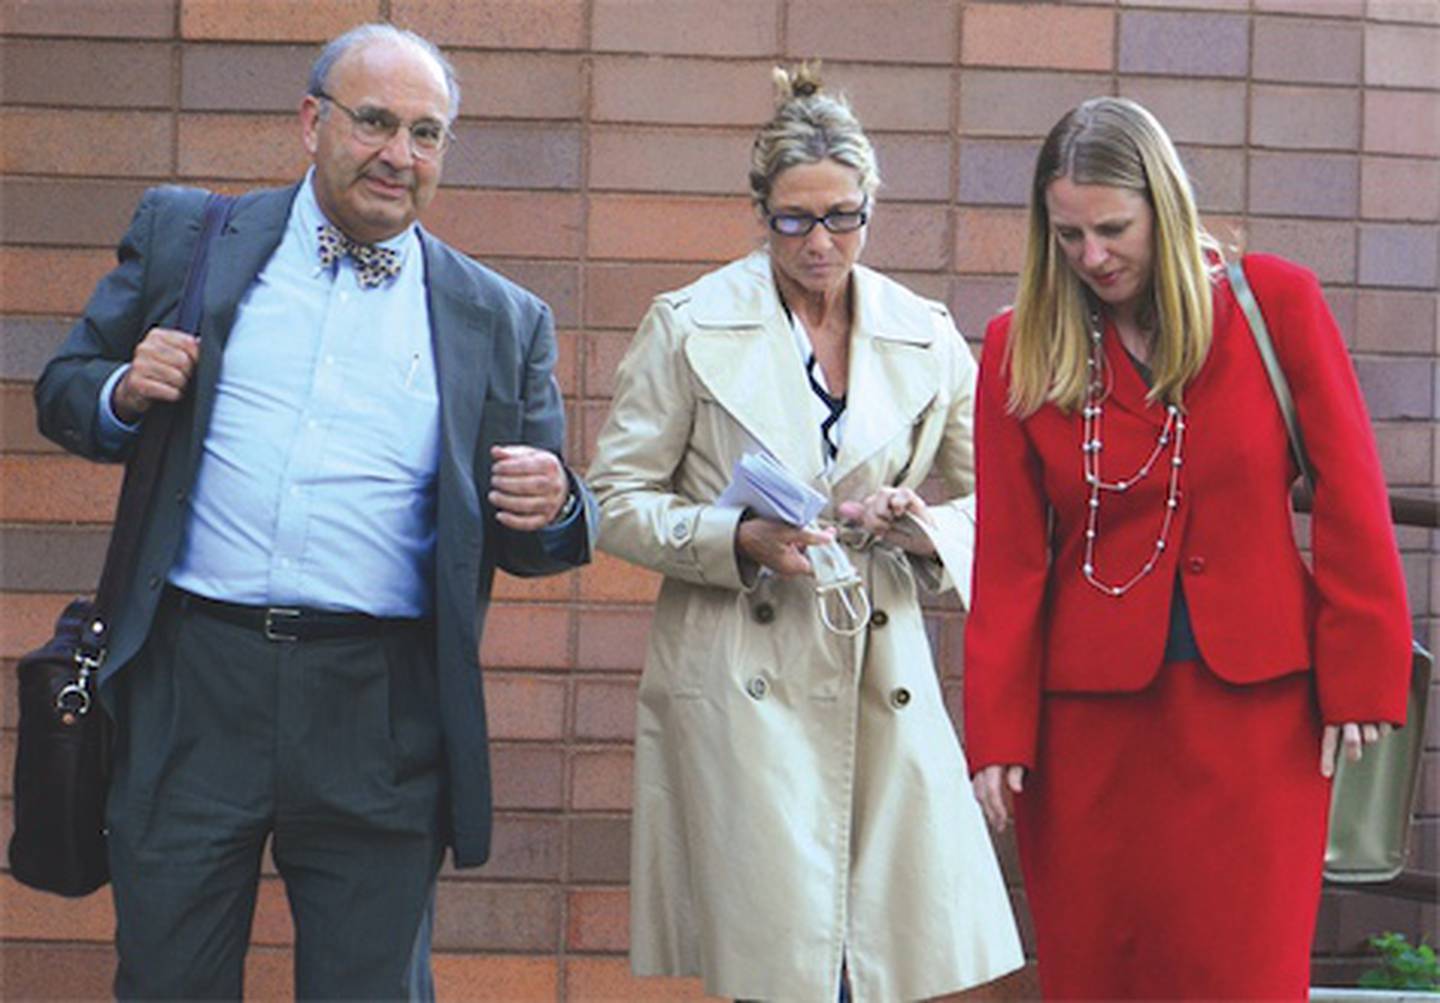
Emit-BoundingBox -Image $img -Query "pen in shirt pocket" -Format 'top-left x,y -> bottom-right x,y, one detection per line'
404,352 -> 420,389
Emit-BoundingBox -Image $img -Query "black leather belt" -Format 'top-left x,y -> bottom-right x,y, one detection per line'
168,587 -> 425,643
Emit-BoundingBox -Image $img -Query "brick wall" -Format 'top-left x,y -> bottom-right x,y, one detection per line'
2,0 -> 1435,998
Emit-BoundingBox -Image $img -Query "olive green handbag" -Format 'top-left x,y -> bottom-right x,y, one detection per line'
1228,260 -> 1432,884
1323,652 -> 1431,882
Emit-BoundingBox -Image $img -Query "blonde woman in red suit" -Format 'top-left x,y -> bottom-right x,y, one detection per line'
963,97 -> 1413,1000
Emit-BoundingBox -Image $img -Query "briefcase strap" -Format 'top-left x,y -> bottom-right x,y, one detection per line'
86,193 -> 236,661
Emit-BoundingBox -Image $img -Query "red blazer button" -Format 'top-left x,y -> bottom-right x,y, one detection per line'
1186,556 -> 1207,574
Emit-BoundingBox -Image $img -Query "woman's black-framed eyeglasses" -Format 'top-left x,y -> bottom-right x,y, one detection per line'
764,199 -> 870,237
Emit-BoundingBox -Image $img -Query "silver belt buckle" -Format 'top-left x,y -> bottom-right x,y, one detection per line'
806,538 -> 871,637
263,607 -> 302,642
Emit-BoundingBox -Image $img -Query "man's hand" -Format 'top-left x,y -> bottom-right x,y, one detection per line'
112,328 -> 200,423
489,445 -> 569,531
735,518 -> 835,577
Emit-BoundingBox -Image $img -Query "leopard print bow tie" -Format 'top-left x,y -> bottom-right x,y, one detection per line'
316,223 -> 401,289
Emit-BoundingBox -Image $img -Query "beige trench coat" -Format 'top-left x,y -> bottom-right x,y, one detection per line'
588,252 -> 1022,1002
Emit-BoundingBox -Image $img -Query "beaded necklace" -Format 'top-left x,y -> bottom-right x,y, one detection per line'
1080,311 -> 1186,597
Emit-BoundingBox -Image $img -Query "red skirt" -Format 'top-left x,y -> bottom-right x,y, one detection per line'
1014,660 -> 1329,1000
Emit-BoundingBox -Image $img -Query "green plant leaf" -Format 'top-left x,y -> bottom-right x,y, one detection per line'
1360,931 -> 1440,991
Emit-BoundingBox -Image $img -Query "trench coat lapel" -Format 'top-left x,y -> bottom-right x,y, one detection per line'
827,264 -> 939,487
187,184 -> 297,475
682,253 -> 825,485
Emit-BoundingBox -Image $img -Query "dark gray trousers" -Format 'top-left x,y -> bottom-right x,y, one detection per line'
106,590 -> 445,1000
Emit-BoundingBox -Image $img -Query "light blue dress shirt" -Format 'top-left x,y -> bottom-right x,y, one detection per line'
99,174 -> 441,616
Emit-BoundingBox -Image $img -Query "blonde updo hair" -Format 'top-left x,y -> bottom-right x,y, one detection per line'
748,62 -> 880,208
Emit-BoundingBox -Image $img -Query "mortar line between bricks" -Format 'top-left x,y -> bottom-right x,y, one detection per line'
1111,0 -> 1119,100
1353,11 -> 1366,282
168,7 -> 181,180
948,0 -> 962,292
1242,5 -> 1255,242
558,9 -> 599,994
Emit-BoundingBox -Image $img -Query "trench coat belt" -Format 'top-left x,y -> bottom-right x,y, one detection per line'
822,520 -> 877,552
817,519 -> 914,568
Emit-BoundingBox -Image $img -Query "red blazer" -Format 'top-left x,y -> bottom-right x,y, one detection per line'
963,254 -> 1412,772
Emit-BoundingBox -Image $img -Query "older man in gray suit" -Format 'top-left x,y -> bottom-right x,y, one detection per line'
35,24 -> 591,999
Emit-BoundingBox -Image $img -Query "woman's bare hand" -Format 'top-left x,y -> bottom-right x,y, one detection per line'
736,517 -> 834,577
973,764 -> 1026,831
1319,721 -> 1390,778
837,487 -> 936,557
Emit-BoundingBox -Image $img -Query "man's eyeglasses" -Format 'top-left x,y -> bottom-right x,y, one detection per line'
315,91 -> 453,160
765,200 -> 870,237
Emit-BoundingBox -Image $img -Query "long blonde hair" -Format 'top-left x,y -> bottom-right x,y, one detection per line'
1006,97 -> 1218,416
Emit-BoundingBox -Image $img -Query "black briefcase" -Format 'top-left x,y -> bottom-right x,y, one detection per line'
9,599 -> 114,896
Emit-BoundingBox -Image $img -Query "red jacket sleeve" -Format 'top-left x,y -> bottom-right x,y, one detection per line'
1243,254 -> 1413,724
963,313 -> 1051,772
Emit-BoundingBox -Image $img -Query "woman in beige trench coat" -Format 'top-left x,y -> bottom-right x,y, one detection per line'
587,67 -> 1022,1003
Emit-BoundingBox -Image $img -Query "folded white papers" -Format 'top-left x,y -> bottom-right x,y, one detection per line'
715,452 -> 828,527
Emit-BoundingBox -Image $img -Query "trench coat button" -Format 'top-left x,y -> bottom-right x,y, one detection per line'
147,574 -> 161,590
890,687 -> 911,709
753,602 -> 775,624
174,489 -> 187,504
870,609 -> 889,628
746,676 -> 769,700
1186,556 -> 1207,574
670,519 -> 691,544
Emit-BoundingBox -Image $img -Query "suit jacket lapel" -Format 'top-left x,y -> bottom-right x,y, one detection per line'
828,264 -> 939,487
421,230 -> 492,522
187,184 -> 297,474
1101,317 -> 1167,429
200,185 -> 297,351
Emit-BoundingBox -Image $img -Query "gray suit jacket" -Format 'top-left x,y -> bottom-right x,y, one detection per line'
35,183 -> 594,867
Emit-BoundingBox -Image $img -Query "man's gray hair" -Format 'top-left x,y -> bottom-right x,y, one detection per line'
307,23 -> 460,120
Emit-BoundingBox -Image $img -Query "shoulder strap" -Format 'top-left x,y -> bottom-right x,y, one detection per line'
86,193 -> 236,655
173,194 -> 233,335
1227,259 -> 1315,492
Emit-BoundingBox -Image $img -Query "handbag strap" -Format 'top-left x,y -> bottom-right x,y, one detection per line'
1226,260 -> 1316,492
86,193 -> 236,655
